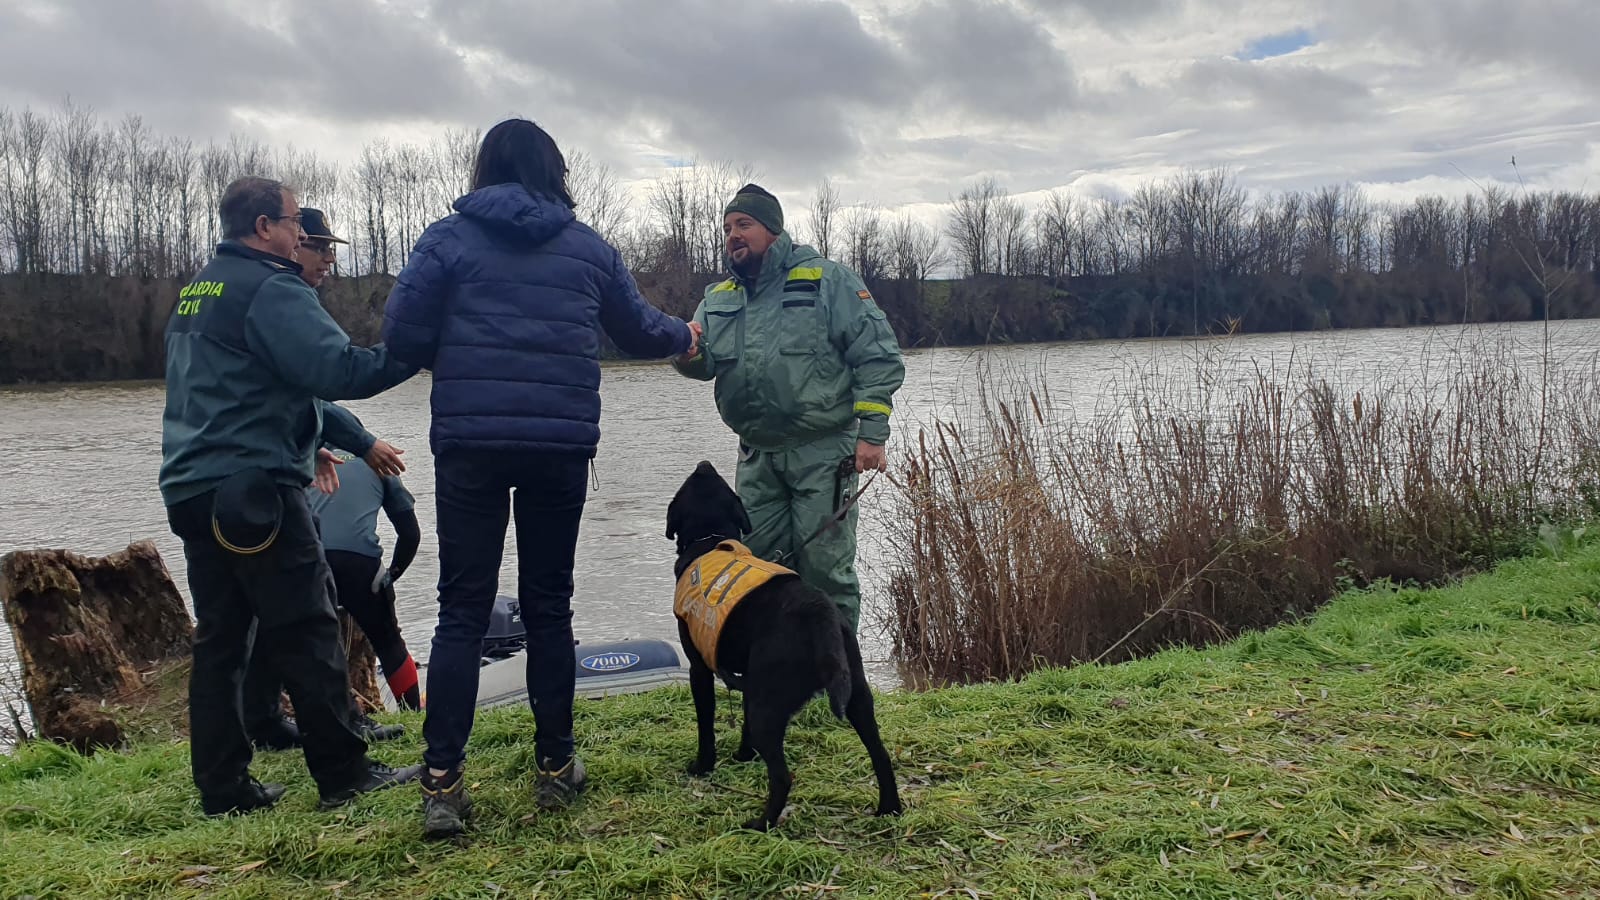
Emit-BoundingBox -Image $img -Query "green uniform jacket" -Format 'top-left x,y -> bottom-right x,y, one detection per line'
673,233 -> 904,450
159,241 -> 415,506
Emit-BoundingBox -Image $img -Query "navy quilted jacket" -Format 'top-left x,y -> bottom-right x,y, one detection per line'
381,184 -> 692,457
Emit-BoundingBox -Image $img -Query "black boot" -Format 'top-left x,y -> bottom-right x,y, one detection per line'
248,716 -> 302,752
355,713 -> 406,743
202,777 -> 286,817
317,761 -> 422,811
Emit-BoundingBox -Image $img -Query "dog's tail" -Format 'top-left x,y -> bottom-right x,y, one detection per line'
823,622 -> 851,720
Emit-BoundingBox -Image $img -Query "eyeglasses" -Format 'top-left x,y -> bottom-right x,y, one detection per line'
268,213 -> 304,226
299,241 -> 337,260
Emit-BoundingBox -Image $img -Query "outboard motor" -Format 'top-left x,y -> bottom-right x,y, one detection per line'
480,594 -> 528,662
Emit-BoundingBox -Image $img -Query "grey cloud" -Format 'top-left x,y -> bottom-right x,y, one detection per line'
431,0 -> 913,179
0,0 -> 1591,223
1016,0 -> 1184,28
1320,0 -> 1600,88
1178,58 -> 1370,123
885,0 -> 1079,119
0,0 -> 480,137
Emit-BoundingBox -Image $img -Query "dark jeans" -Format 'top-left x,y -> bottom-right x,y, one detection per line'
168,488 -> 370,797
422,450 -> 589,771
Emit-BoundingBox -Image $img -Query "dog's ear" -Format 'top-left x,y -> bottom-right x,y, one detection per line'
665,495 -> 681,541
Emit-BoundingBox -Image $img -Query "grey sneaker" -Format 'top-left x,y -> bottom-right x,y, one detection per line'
535,755 -> 586,810
421,766 -> 472,840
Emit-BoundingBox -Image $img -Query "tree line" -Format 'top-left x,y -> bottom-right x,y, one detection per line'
2,100 -> 1597,346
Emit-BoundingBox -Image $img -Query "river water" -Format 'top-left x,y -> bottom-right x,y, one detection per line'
4,319 -> 1597,696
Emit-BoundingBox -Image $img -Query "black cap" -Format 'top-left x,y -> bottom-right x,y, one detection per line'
210,469 -> 283,554
299,207 -> 349,245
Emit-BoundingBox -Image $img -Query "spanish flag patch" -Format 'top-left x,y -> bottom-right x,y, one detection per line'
857,289 -> 873,301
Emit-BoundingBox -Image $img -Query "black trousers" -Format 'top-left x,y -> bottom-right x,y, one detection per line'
325,550 -> 411,680
168,488 -> 369,796
422,450 -> 588,771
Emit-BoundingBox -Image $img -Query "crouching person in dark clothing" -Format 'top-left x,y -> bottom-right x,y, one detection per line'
382,118 -> 699,840
160,176 -> 422,817
309,406 -> 425,711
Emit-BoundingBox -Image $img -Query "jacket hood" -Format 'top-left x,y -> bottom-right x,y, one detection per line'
453,183 -> 576,243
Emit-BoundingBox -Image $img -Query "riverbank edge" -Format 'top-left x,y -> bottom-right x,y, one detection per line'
9,316 -> 1596,389
3,539 -> 1599,897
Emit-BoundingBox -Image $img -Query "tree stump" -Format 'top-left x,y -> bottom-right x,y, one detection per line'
272,612 -> 385,723
341,610 -> 384,715
0,542 -> 192,752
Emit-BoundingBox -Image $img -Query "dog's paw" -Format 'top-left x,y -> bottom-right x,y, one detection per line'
686,758 -> 716,777
740,816 -> 774,832
875,800 -> 904,817
732,745 -> 758,763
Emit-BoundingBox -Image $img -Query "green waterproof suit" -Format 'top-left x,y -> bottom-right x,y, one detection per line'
673,232 -> 904,631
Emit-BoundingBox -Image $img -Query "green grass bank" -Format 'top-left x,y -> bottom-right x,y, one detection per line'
3,544 -> 1599,898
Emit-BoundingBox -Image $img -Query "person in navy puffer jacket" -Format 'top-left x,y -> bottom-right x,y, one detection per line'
381,118 -> 698,840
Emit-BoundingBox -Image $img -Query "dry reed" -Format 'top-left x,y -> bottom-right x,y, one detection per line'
880,335 -> 1600,686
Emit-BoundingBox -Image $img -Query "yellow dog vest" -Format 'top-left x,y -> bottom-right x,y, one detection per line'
673,540 -> 796,670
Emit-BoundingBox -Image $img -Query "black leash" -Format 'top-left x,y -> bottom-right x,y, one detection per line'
773,456 -> 878,565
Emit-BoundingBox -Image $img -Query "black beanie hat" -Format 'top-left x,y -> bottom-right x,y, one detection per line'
724,183 -> 783,235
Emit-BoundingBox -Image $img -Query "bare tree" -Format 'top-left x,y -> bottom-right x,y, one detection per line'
568,150 -> 630,246
841,205 -> 890,283
947,176 -> 1002,276
1033,190 -> 1079,279
354,140 -> 393,274
888,213 -> 943,283
648,165 -> 695,274
1092,197 -> 1131,276
808,176 -> 839,260
991,194 -> 1029,276
0,108 -> 53,274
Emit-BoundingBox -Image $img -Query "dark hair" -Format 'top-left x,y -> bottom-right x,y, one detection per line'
220,176 -> 289,240
470,118 -> 575,209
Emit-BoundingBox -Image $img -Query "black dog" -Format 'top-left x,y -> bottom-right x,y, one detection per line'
665,461 -> 902,831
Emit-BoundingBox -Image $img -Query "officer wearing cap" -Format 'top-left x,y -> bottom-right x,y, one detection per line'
672,184 -> 905,635
240,206 -> 412,751
160,176 -> 422,817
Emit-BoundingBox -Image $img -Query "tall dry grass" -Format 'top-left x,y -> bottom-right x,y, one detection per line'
880,336 -> 1600,687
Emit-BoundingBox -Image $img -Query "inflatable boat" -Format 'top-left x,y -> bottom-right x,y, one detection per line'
473,595 -> 691,709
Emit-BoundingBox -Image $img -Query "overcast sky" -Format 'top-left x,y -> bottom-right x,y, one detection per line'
1,0 -> 1594,218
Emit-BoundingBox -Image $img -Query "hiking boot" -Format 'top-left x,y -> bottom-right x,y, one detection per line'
421,766 -> 472,840
202,777 -> 286,817
534,754 -> 586,810
249,716 -> 302,752
316,761 -> 422,811
355,714 -> 405,743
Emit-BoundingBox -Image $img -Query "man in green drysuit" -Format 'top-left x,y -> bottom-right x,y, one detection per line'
673,184 -> 904,634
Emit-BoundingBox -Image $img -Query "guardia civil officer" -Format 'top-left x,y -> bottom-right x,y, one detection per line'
160,176 -> 421,816
672,184 -> 905,635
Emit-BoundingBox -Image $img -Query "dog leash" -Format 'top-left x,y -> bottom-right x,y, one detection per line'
774,457 -> 879,565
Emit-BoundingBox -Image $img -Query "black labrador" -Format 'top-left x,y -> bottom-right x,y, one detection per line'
665,460 -> 902,831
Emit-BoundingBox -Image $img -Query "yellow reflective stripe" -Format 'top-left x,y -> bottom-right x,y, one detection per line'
855,401 -> 892,418
787,266 -> 823,281
710,279 -> 739,293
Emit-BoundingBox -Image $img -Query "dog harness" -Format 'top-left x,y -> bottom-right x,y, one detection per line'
674,540 -> 796,670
